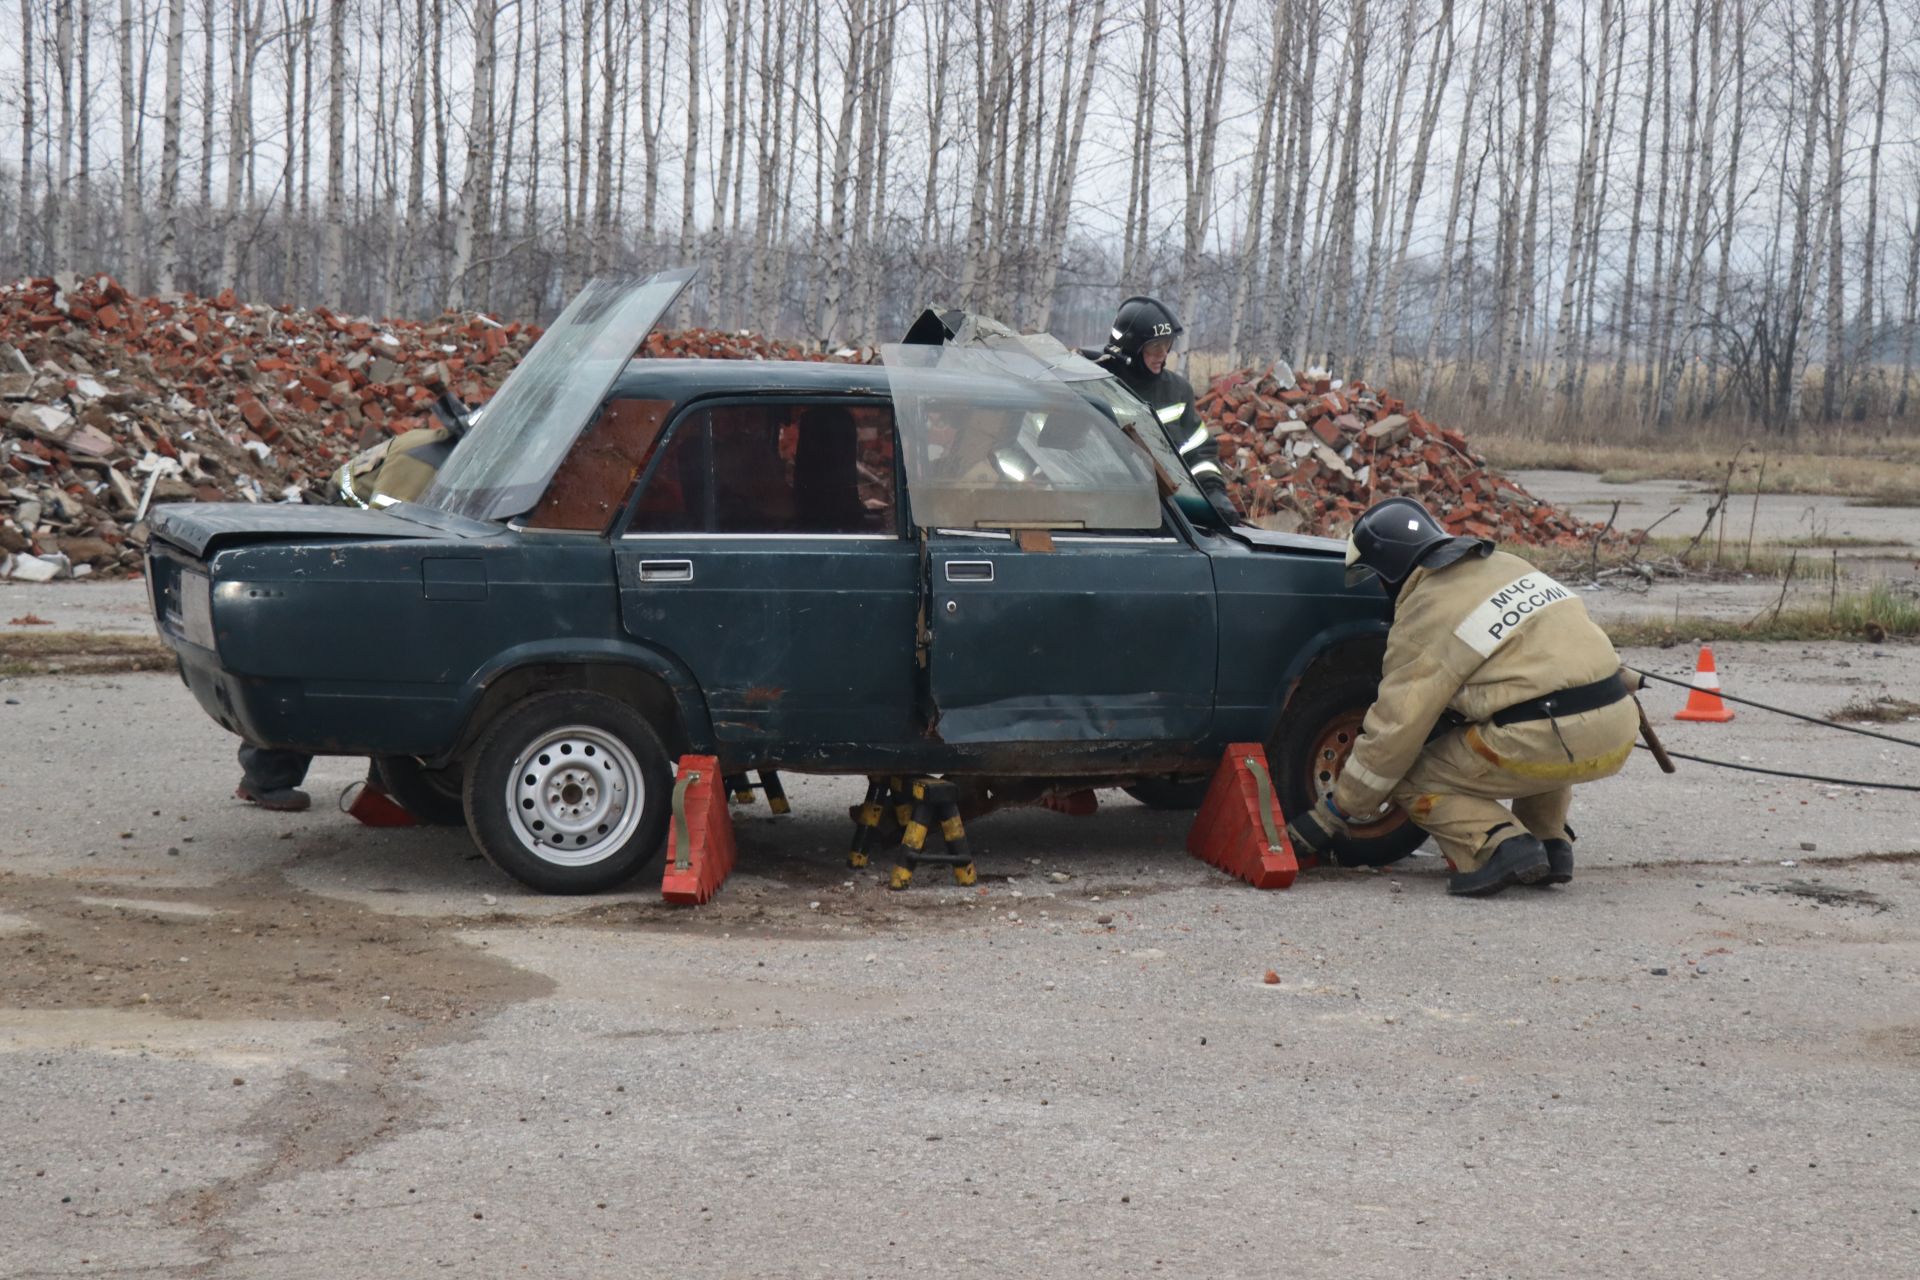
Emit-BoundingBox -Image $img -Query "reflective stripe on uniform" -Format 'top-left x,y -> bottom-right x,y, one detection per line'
1342,755 -> 1396,796
1177,424 -> 1209,454
1188,460 -> 1223,478
1156,402 -> 1186,425
370,492 -> 400,508
1464,725 -> 1634,780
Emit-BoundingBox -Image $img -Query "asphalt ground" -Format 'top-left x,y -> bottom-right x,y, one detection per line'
1,582 -> 1917,1277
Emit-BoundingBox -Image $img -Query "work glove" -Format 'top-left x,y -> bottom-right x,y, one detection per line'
1285,795 -> 1349,858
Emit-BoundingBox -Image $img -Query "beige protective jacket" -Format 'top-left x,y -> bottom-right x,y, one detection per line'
333,425 -> 451,507
1331,548 -> 1625,816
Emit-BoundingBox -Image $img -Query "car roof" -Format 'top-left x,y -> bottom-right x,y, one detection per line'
610,358 -> 892,402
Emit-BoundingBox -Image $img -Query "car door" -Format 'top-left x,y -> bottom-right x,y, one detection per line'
924,528 -> 1218,744
614,397 -> 921,751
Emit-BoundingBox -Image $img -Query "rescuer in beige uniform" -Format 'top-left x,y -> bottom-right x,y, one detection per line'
1286,497 -> 1640,896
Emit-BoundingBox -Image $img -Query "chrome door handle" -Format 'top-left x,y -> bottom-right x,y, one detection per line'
637,559 -> 693,583
944,560 -> 994,582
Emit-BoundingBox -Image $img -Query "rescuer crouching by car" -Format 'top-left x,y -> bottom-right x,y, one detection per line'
233,412 -> 462,812
1285,497 -> 1642,896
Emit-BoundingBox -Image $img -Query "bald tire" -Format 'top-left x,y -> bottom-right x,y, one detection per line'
1274,674 -> 1428,868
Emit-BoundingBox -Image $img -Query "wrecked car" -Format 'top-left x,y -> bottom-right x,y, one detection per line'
145,269 -> 1422,893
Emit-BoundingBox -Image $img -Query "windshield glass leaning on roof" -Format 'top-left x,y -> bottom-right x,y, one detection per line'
421,268 -> 695,522
879,325 -> 1163,532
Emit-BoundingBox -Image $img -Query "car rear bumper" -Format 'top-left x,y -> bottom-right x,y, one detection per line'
168,634 -> 467,756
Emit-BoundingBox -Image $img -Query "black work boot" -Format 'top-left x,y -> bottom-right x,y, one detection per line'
1532,838 -> 1574,887
1447,834 -> 1551,897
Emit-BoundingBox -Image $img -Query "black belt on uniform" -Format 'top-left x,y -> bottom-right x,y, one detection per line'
1489,672 -> 1629,727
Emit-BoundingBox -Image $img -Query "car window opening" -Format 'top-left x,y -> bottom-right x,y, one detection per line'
628,402 -> 899,536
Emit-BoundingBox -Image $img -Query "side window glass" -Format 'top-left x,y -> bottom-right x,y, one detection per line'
630,402 -> 898,535
627,415 -> 711,533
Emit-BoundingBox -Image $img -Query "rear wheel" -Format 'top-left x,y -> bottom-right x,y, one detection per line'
462,691 -> 674,894
1273,674 -> 1427,867
373,755 -> 466,826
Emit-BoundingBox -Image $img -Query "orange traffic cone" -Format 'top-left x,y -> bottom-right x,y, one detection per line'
1674,645 -> 1736,722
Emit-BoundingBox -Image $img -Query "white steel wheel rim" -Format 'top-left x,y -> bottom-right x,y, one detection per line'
504,725 -> 644,866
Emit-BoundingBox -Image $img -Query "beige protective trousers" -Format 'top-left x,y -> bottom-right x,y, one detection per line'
1389,699 -> 1640,872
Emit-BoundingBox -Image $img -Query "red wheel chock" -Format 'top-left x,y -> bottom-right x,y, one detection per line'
661,755 -> 739,906
345,779 -> 419,827
1185,742 -> 1299,889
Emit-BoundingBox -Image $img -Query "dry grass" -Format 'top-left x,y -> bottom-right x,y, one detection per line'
1604,584 -> 1920,646
1473,435 -> 1920,504
0,630 -> 175,677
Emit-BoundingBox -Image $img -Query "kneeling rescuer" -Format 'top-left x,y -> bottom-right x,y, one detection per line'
1287,497 -> 1641,896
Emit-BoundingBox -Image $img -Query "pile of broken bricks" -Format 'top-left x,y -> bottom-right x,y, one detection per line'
2,273 -> 1606,584
0,275 -> 839,581
1200,364 -> 1618,547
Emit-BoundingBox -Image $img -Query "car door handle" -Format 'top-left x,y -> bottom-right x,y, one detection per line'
944,560 -> 994,582
637,559 -> 693,583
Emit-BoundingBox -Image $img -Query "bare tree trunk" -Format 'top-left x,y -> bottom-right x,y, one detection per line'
75,0 -> 92,269
1228,0 -> 1287,363
1707,0 -> 1747,415
1506,0 -> 1554,409
18,0 -> 34,267
1819,0 -> 1861,423
1550,0 -> 1615,419
1898,196 -> 1919,416
919,0 -> 951,243
1120,0 -> 1157,289
1486,1 -> 1534,413
679,0 -> 701,259
219,0 -> 265,289
1375,0 -> 1457,382
1782,0 -> 1830,430
52,0 -> 74,272
321,0 -> 346,305
817,0 -> 869,340
1035,0 -> 1109,331
200,0 -> 216,212
1660,0 -> 1725,429
155,0 -> 188,293
119,0 -> 141,287
595,0 -> 619,275
1275,0 -> 1322,358
1316,0 -> 1366,369
1420,0 -> 1489,404
1611,0 -> 1659,413
960,0 -> 1010,309
447,0 -> 496,309
1850,0 -> 1888,420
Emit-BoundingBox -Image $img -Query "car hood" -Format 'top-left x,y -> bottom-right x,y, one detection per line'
149,501 -> 492,558
1229,526 -> 1347,556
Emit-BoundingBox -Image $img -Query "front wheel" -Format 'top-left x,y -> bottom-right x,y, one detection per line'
1272,673 -> 1428,867
462,691 -> 674,894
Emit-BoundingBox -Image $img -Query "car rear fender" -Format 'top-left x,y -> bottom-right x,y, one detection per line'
443,640 -> 714,767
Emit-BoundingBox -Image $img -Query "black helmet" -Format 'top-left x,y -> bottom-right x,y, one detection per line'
1102,295 -> 1185,365
1344,497 -> 1492,589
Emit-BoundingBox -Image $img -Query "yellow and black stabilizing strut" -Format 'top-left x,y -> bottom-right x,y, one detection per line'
847,775 -> 910,869
890,777 -> 976,890
724,770 -> 792,813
